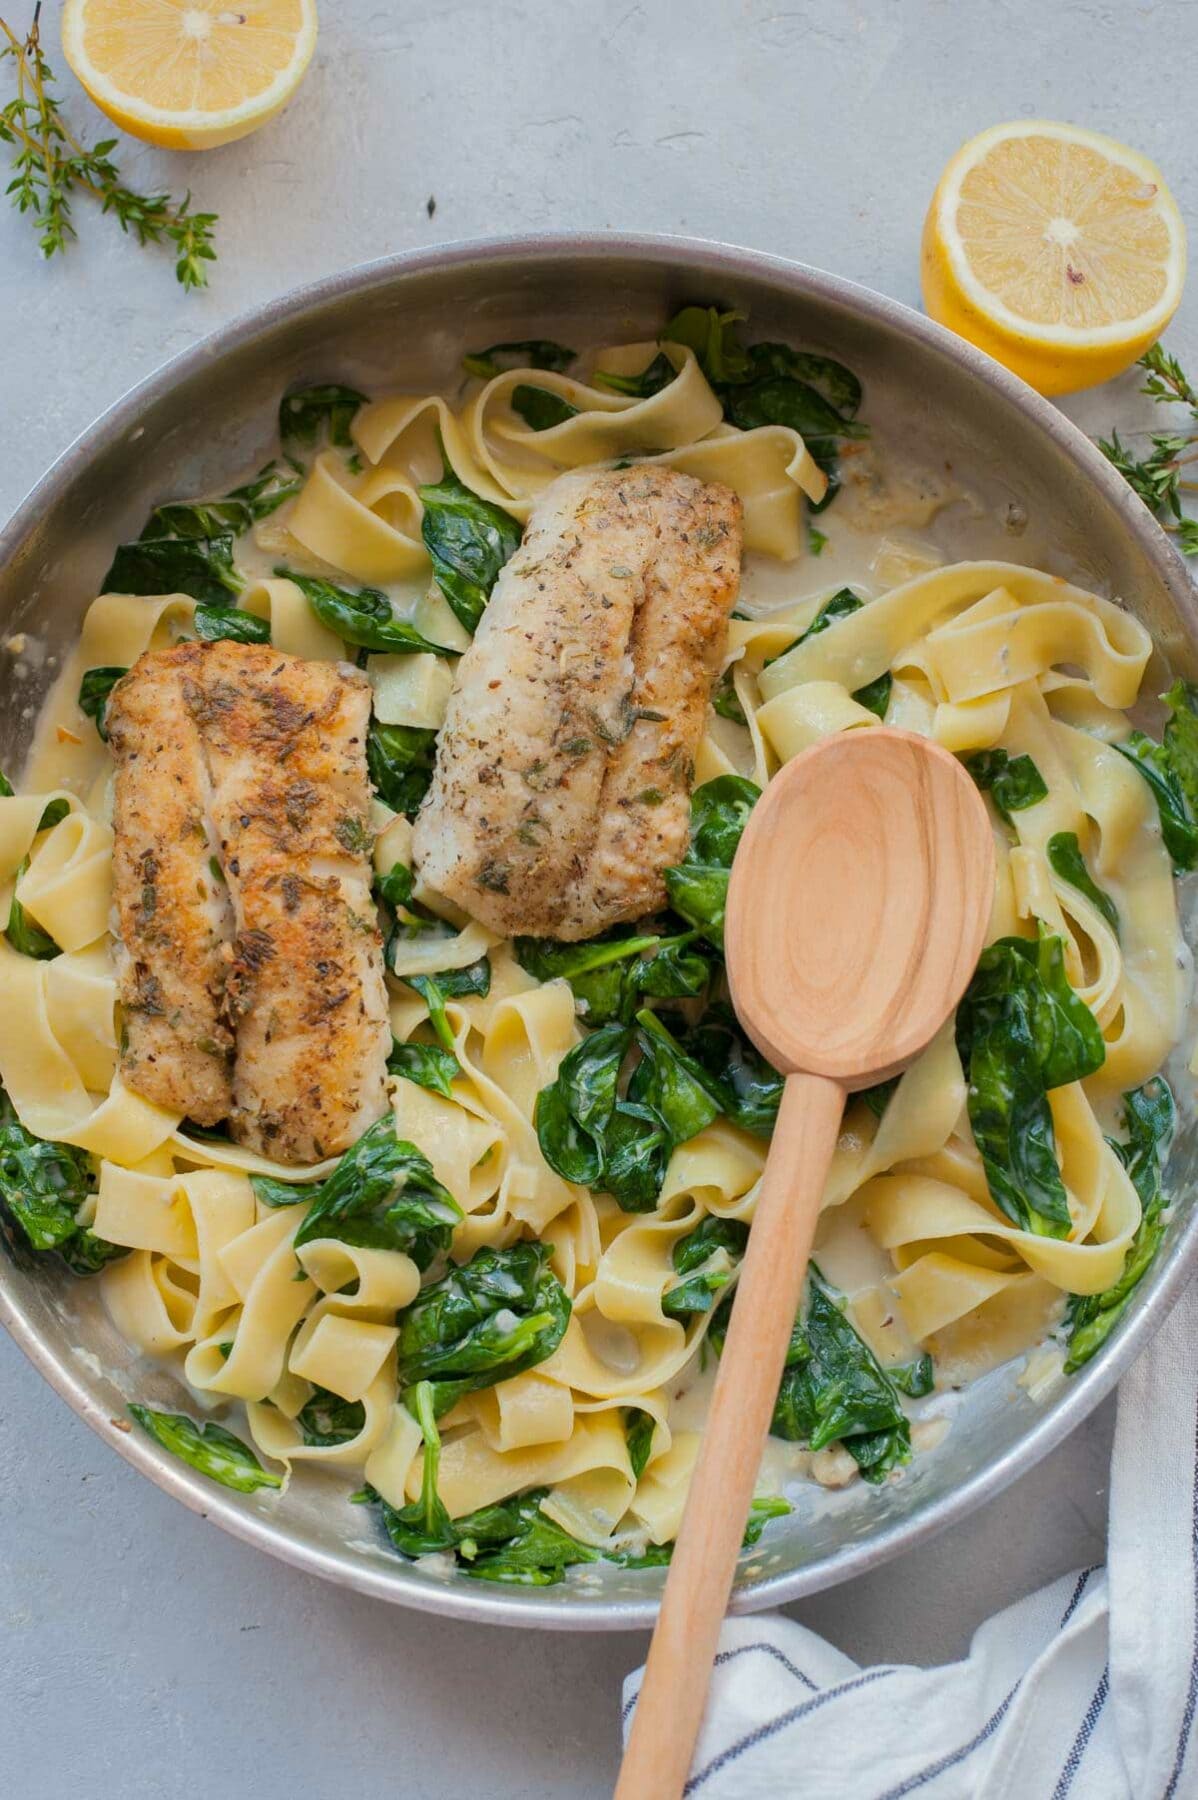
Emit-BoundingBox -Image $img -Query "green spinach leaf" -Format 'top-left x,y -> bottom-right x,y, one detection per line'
662,305 -> 751,384
462,341 -> 576,381
1065,1078 -> 1175,1371
192,602 -> 271,644
129,1405 -> 282,1493
78,665 -> 127,741
742,1494 -> 793,1546
278,571 -> 455,657
103,532 -> 242,604
1116,710 -> 1198,871
144,461 -> 302,539
511,384 -> 579,431
278,383 -> 366,450
376,1379 -> 457,1555
675,1003 -> 782,1137
387,1038 -> 460,1099
296,1388 -> 366,1447
366,721 -> 438,816
624,1408 -> 656,1481
396,1242 -> 571,1416
963,748 -> 1049,823
403,959 -> 492,1055
250,1173 -> 309,1209
663,774 -> 760,950
593,351 -> 676,399
292,1115 -> 462,1268
0,1102 -> 123,1275
1047,831 -> 1120,934
6,860 -> 59,960
956,932 -> 1105,1237
418,460 -> 522,635
711,667 -> 747,726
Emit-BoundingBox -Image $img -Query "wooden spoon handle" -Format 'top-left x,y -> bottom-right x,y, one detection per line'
616,1069 -> 846,1800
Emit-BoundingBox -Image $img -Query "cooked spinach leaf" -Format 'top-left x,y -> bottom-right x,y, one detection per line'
534,1011 -> 726,1213
6,859 -> 59,960
663,774 -> 760,950
711,1265 -> 912,1481
296,1388 -> 366,1447
192,602 -> 271,644
513,927 -> 707,1028
1047,831 -> 1120,935
387,1038 -> 460,1099
511,384 -> 579,431
535,1023 -> 630,1188
0,1101 -> 122,1275
78,665 -> 126,741
661,1265 -> 733,1320
459,1493 -> 601,1585
956,932 -> 1105,1237
278,383 -> 366,450
376,1379 -> 457,1555
860,1075 -> 899,1119
292,1115 -> 462,1268
418,459 -> 522,635
396,1241 -> 571,1416
366,721 -> 438,816
963,748 -> 1049,823
144,461 -> 302,540
103,531 -> 242,605
890,1353 -> 935,1398
462,341 -> 576,381
277,570 -> 454,657
675,1003 -> 782,1137
765,588 -> 891,713
375,861 -> 414,910
594,351 -> 676,399
625,1408 -> 656,1480
1115,687 -> 1198,872
249,1173 -> 309,1209
403,959 -> 492,1055
742,1494 -> 793,1547
664,312 -> 867,508
711,666 -> 747,726
673,1213 -> 750,1275
662,305 -> 751,384
129,1405 -> 282,1493
1065,1078 -> 1175,1371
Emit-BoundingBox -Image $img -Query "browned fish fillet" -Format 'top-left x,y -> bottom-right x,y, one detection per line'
411,466 -> 743,940
110,641 -> 390,1163
108,647 -> 235,1125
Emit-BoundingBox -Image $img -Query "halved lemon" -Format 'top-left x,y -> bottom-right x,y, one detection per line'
61,0 -> 318,151
922,121 -> 1186,395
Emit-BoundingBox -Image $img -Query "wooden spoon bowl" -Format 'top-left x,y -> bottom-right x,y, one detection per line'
727,727 -> 996,1085
617,727 -> 994,1800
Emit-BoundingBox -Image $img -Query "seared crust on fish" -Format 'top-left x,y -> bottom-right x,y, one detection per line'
109,641 -> 390,1162
411,466 -> 743,940
108,649 -> 235,1126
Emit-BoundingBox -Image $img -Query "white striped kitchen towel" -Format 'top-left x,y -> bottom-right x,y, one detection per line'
622,1280 -> 1198,1798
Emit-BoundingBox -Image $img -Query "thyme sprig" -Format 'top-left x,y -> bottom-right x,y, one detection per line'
1098,345 -> 1198,555
0,6 -> 217,290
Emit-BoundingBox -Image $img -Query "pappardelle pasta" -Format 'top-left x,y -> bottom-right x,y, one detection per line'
0,306 -> 1191,1585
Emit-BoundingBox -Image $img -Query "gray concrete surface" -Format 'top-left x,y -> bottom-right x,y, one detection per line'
1,1 -> 1194,1795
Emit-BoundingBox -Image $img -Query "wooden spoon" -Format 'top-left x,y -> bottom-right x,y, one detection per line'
616,726 -> 994,1800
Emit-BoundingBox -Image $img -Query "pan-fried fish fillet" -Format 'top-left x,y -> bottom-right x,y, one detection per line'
188,642 -> 390,1163
108,652 -> 235,1126
110,641 -> 390,1163
412,466 -> 743,940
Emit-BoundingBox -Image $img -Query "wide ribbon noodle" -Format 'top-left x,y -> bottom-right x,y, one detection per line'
2,324 -> 1188,1559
